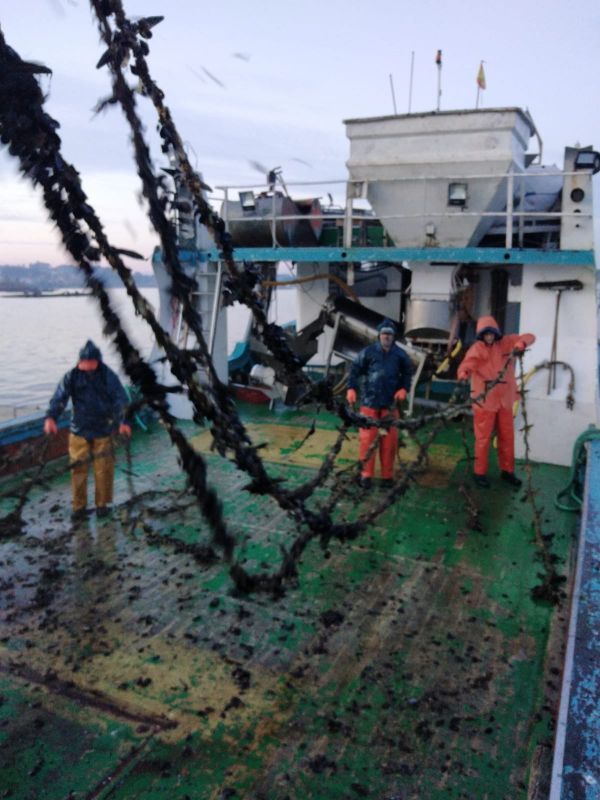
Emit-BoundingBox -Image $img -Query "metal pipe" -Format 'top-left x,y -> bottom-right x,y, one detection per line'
223,210 -> 591,222
548,290 -> 561,392
214,169 -> 588,192
223,187 -> 229,229
505,172 -> 514,248
524,108 -> 544,164
324,313 -> 342,378
208,260 -> 223,357
518,174 -> 525,247
343,184 -> 354,249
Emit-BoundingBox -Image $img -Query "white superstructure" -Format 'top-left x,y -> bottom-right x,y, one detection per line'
164,107 -> 598,466
341,108 -> 598,466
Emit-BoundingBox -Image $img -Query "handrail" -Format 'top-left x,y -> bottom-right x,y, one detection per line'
214,169 -> 591,193
213,167 -> 595,252
221,210 -> 591,223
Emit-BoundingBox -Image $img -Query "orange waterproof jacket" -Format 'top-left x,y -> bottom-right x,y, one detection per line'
459,316 -> 535,411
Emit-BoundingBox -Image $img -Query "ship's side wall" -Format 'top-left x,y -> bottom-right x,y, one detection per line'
549,439 -> 600,798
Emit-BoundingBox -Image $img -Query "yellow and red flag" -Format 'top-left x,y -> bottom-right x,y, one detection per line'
477,61 -> 486,90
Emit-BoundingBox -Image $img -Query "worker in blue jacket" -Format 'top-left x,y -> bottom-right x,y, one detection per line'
44,340 -> 131,519
346,319 -> 413,489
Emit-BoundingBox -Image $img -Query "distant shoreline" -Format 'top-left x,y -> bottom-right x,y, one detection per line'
0,263 -> 157,294
1,290 -> 94,298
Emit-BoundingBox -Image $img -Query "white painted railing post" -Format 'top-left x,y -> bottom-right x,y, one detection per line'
343,182 -> 353,249
505,172 -> 514,248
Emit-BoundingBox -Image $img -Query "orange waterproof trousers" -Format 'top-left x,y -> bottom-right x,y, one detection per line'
69,433 -> 115,512
473,406 -> 514,476
358,406 -> 399,479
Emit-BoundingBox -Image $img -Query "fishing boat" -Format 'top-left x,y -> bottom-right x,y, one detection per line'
0,10 -> 598,800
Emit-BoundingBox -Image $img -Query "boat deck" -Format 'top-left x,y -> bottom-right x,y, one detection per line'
0,402 -> 579,799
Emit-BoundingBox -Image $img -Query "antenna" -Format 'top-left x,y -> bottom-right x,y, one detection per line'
389,73 -> 398,114
435,50 -> 442,111
408,51 -> 415,113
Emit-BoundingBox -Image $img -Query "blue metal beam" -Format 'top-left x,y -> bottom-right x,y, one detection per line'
202,246 -> 595,266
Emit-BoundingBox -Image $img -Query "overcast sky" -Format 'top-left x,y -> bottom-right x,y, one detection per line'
1,0 -> 599,270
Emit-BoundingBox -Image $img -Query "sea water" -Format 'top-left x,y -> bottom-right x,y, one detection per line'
0,288 -> 296,414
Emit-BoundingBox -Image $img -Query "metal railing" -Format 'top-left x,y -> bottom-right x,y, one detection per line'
214,168 -> 594,251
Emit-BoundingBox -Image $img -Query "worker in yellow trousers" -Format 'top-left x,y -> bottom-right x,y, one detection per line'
44,340 -> 131,519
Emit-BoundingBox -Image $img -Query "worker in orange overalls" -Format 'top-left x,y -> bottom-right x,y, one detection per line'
457,316 -> 535,488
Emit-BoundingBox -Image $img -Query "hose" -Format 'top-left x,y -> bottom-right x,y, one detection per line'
435,340 -> 462,376
124,384 -> 149,432
332,370 -> 350,396
555,426 -> 600,511
263,273 -> 360,304
489,359 -> 575,451
513,360 -> 576,417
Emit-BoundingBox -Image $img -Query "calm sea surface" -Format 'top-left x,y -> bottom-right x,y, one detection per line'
0,288 -> 296,414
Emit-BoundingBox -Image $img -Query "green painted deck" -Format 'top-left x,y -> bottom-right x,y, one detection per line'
0,403 -> 576,799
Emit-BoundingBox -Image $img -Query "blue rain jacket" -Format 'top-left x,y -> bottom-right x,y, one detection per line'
348,341 -> 413,409
47,363 -> 128,440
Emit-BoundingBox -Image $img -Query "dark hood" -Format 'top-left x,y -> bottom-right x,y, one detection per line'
78,340 -> 103,361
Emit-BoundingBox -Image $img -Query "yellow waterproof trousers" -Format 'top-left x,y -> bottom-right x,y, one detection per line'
68,433 -> 115,512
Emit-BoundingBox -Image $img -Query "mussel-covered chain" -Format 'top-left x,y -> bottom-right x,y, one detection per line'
229,375 -> 515,593
0,16 -> 530,596
96,0 -> 311,394
516,355 -> 563,603
90,1 -> 474,570
0,25 -> 236,559
0,21 -> 356,575
89,2 -> 344,528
